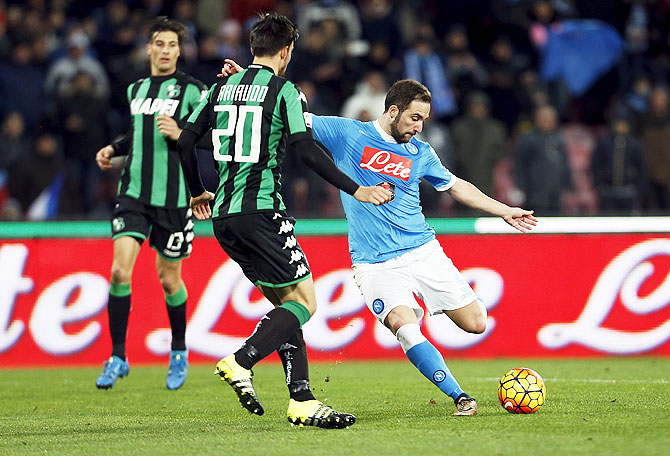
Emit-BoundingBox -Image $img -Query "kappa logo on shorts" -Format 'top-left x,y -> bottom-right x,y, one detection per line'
112,217 -> 125,232
289,250 -> 304,264
278,219 -> 294,235
372,299 -> 385,314
294,263 -> 309,278
283,235 -> 297,249
433,370 -> 446,383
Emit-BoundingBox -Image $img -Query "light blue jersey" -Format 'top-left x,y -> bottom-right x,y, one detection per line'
309,115 -> 457,264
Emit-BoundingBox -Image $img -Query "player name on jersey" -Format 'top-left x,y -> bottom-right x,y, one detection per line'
216,83 -> 269,103
360,146 -> 413,181
129,97 -> 180,116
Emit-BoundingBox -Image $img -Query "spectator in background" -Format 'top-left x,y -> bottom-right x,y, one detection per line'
93,1 -> 142,136
443,24 -> 488,111
591,109 -> 646,214
7,129 -> 80,220
0,112 -> 30,172
619,0 -> 650,91
172,0 -> 199,65
345,39 -> 402,93
45,30 -> 110,101
527,0 -> 571,118
0,40 -> 45,130
216,19 -> 250,69
296,0 -> 362,46
646,0 -> 670,84
451,91 -> 507,198
287,22 -> 343,109
514,69 -> 551,134
52,71 -> 108,213
641,85 -> 670,211
615,73 -> 652,135
515,105 -> 573,214
341,70 -> 387,120
484,36 -> 529,130
189,34 -> 223,87
404,23 -> 456,120
358,0 -> 402,59
297,79 -> 338,116
94,0 -> 133,59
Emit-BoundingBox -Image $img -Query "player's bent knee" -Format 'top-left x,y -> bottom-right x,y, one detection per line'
467,316 -> 487,334
385,306 -> 419,335
110,265 -> 131,284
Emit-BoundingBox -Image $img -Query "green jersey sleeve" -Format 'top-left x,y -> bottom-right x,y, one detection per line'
184,84 -> 216,139
281,82 -> 312,144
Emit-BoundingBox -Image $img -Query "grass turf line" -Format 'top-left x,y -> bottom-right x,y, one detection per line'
1,358 -> 669,456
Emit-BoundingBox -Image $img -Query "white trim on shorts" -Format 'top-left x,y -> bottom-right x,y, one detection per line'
352,239 -> 478,324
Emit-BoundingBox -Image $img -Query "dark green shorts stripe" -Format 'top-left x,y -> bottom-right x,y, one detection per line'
254,273 -> 311,289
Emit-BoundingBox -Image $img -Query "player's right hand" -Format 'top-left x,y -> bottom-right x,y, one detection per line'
190,191 -> 215,220
96,145 -> 115,171
217,59 -> 243,78
353,186 -> 393,206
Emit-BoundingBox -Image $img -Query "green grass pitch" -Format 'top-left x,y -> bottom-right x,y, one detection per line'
2,358 -> 669,455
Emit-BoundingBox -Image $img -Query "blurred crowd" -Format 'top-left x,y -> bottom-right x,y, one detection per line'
1,0 -> 670,220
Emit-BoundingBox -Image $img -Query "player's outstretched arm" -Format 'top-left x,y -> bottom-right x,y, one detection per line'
448,179 -> 537,232
295,138 -> 392,205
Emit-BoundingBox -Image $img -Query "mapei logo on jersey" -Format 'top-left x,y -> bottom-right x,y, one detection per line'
372,299 -> 385,314
166,84 -> 181,98
130,97 -> 180,117
360,146 -> 413,181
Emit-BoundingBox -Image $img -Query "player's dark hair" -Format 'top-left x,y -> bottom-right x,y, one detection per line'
148,16 -> 188,46
384,79 -> 432,113
249,12 -> 299,57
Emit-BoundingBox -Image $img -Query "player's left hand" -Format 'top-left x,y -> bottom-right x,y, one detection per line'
502,209 -> 538,233
96,144 -> 115,171
217,59 -> 243,78
156,115 -> 182,141
190,191 -> 215,220
353,186 -> 393,206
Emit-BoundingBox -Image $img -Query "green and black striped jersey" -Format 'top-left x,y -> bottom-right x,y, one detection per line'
117,71 -> 206,208
184,64 -> 312,218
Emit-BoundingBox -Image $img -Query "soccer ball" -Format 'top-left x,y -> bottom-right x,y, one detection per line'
498,367 -> 546,414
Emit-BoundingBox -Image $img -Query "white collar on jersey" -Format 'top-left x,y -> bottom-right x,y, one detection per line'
372,120 -> 397,144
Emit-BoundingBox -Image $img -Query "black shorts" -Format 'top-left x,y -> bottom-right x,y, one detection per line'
213,210 -> 311,287
111,196 -> 193,260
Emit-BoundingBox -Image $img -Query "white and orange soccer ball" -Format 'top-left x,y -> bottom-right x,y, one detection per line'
498,367 -> 547,414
